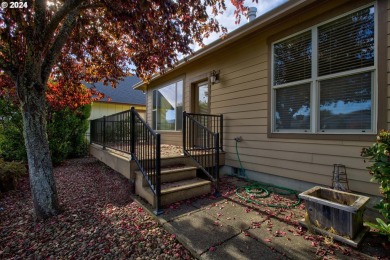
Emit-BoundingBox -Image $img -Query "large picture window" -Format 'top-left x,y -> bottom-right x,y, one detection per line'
152,80 -> 183,131
272,5 -> 375,134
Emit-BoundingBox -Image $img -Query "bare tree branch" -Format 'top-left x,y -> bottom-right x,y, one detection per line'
33,0 -> 47,44
41,9 -> 79,84
42,0 -> 86,50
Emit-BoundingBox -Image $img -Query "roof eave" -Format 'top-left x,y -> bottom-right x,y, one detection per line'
133,0 -> 315,90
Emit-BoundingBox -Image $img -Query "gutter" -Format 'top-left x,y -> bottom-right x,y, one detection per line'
93,100 -> 146,107
133,0 -> 315,90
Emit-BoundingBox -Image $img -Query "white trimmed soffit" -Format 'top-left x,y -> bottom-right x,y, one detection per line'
133,0 -> 316,90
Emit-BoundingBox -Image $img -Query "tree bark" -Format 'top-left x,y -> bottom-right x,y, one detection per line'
18,78 -> 60,220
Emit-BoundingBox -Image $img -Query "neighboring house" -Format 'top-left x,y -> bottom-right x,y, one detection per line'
87,76 -> 146,133
134,0 -> 388,196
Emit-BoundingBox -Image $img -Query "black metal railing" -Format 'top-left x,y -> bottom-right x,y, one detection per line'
184,113 -> 223,150
90,108 -> 162,214
90,110 -> 132,153
183,111 -> 223,193
130,107 -> 162,215
90,117 -> 104,146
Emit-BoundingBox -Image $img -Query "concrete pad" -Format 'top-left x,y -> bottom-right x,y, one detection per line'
247,217 -> 317,260
201,233 -> 288,260
190,195 -> 226,209
203,200 -> 266,231
168,210 -> 240,255
160,203 -> 200,222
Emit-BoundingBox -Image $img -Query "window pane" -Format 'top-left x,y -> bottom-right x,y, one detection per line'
152,90 -> 157,109
152,110 -> 156,130
273,31 -> 312,85
275,84 -> 311,130
318,6 -> 374,76
176,81 -> 183,130
157,83 -> 176,130
319,73 -> 372,130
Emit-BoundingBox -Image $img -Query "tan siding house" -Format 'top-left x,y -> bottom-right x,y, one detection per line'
87,76 -> 146,134
135,0 -> 388,196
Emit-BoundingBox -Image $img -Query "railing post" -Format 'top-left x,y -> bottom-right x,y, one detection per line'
90,120 -> 93,144
220,114 -> 223,151
103,116 -> 106,149
154,133 -> 163,215
214,133 -> 220,197
182,111 -> 187,154
130,107 -> 135,159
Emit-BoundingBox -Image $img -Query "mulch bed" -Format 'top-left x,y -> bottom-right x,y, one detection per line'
0,157 -> 194,259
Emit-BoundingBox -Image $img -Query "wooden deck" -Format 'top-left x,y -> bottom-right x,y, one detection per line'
102,144 -> 184,159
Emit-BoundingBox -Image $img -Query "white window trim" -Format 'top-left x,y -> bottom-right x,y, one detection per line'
152,77 -> 184,132
271,3 -> 377,135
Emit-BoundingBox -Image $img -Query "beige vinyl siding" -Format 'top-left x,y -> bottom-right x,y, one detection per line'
145,0 -> 386,196
160,132 -> 182,146
89,102 -> 146,120
87,102 -> 146,134
89,102 -> 131,120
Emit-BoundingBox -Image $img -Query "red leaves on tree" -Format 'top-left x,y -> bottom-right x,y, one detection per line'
1,0 -> 251,88
0,75 -> 102,110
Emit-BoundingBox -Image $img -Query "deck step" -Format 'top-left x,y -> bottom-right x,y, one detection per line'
135,165 -> 198,185
161,178 -> 211,194
160,178 -> 211,206
135,171 -> 211,207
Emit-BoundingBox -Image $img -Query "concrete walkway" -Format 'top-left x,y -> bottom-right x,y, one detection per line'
133,176 -> 385,260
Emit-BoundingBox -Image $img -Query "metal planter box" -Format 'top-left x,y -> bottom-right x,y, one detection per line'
299,186 -> 370,240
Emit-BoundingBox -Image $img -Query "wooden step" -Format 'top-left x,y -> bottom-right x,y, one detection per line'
135,173 -> 211,207
135,165 -> 198,186
160,178 -> 211,206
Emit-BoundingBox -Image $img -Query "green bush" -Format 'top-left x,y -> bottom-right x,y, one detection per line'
0,98 -> 91,165
0,158 -> 26,192
47,105 -> 91,165
361,130 -> 390,241
0,100 -> 26,161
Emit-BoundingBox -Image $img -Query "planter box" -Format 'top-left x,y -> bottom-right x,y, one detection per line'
299,186 -> 370,246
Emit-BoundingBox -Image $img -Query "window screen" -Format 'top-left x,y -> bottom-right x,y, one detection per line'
271,5 -> 375,134
275,83 -> 311,130
318,7 -> 375,76
273,31 -> 312,86
319,72 -> 372,130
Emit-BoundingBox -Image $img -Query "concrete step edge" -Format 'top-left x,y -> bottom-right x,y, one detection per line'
135,166 -> 198,176
161,178 -> 211,195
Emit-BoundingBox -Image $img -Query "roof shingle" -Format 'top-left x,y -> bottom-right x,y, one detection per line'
87,76 -> 145,105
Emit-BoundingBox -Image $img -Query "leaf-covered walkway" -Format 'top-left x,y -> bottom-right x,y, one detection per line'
0,158 -> 193,259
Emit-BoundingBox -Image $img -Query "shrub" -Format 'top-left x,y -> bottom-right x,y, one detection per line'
0,100 -> 26,161
0,158 -> 26,192
47,105 -> 91,165
0,97 -> 91,165
361,130 -> 390,241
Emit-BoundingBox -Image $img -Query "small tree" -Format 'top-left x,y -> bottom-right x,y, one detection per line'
361,130 -> 390,240
0,0 -> 249,219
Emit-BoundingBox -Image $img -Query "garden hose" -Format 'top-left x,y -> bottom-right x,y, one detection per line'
235,140 -> 246,178
235,183 -> 301,208
229,138 -> 301,208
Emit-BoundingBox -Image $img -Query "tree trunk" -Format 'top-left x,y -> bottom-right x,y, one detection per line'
19,79 -> 60,220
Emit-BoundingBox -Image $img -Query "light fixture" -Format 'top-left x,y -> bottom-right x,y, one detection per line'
210,70 -> 220,85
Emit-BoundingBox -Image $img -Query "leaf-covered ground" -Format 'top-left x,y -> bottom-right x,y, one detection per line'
0,157 -> 194,259
162,176 -> 390,259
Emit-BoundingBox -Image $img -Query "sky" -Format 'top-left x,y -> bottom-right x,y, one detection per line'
196,0 -> 288,50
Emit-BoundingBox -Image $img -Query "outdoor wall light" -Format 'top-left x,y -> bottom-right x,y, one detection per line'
210,70 -> 220,85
